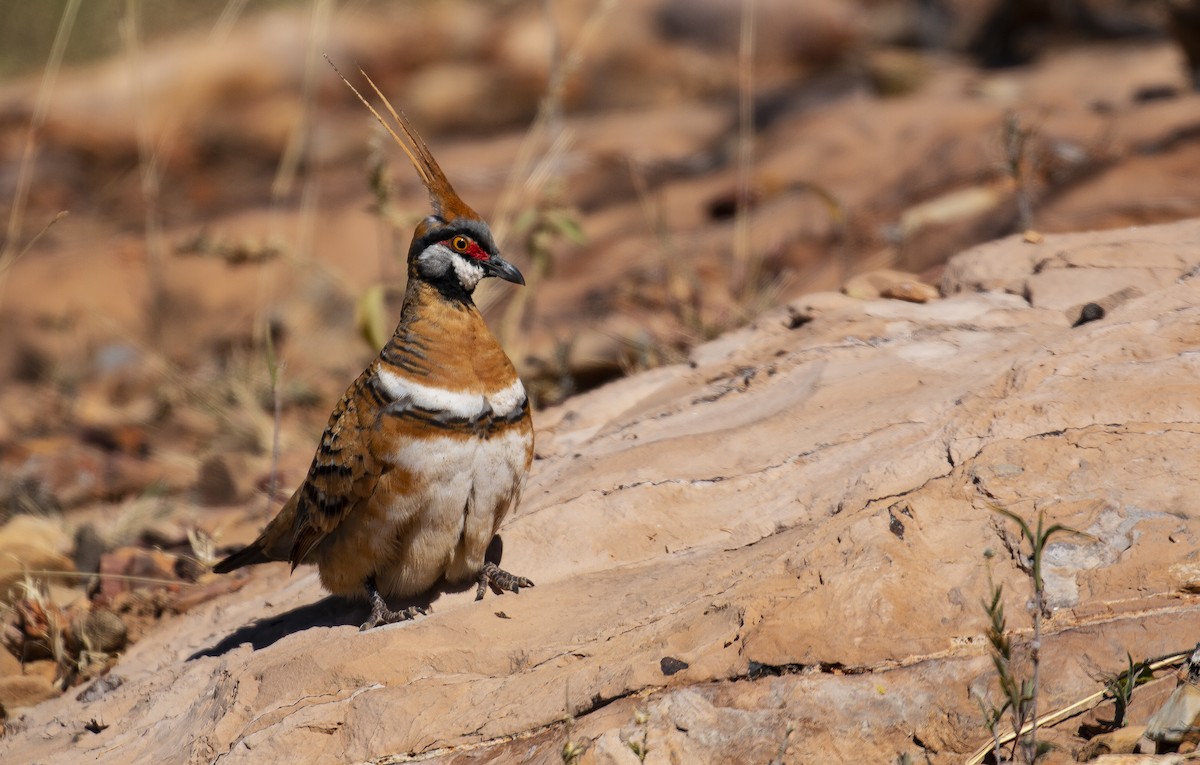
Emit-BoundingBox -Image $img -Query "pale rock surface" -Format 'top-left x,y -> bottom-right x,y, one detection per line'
941,218 -> 1200,319
4,219 -> 1200,762
0,515 -> 75,603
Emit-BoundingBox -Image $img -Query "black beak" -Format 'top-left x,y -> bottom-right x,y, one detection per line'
483,255 -> 525,286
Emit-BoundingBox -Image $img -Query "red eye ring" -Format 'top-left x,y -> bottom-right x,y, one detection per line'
451,235 -> 470,252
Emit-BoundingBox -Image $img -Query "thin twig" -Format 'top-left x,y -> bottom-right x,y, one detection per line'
1,0 -> 81,272
0,210 -> 68,291
3,568 -> 207,589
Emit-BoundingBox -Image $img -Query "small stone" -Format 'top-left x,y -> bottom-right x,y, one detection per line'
784,307 -> 813,330
866,48 -> 930,97
1170,562 -> 1200,593
195,455 -> 238,506
76,674 -> 124,704
98,548 -> 179,599
1071,302 -> 1106,327
73,524 -> 106,578
165,573 -> 247,614
70,609 -> 128,654
78,423 -> 150,458
1079,725 -> 1146,758
0,476 -> 62,524
880,281 -> 939,303
844,269 -> 938,303
83,718 -> 109,734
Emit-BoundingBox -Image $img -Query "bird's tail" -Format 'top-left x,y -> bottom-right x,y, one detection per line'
212,541 -> 274,574
212,488 -> 302,573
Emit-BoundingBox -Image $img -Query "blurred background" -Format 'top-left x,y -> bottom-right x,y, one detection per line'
1,0 -> 1200,690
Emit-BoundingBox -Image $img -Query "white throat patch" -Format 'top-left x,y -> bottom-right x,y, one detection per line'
417,242 -> 486,292
451,254 -> 486,291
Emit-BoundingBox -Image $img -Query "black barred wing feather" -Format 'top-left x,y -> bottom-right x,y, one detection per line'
287,371 -> 397,567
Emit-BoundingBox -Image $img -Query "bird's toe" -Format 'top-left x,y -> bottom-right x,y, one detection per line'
475,561 -> 535,601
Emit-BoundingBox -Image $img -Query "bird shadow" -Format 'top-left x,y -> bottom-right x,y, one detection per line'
187,579 -> 486,659
188,536 -> 507,660
187,594 -> 369,660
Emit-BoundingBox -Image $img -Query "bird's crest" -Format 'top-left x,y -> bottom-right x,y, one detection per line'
325,55 -> 480,224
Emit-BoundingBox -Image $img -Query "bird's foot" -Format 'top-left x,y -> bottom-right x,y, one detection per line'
360,602 -> 427,631
360,577 -> 429,630
475,561 -> 534,601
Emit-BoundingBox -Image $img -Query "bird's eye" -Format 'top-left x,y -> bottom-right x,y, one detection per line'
451,236 -> 470,252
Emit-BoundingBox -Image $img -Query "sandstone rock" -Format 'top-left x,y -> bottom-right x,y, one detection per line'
581,730 -> 644,765
0,514 -> 69,557
0,515 -> 75,603
15,659 -> 58,686
843,268 -> 939,302
1144,663 -> 1200,751
0,675 -> 58,711
4,227 -> 1200,762
0,644 -> 21,678
1171,562 -> 1200,594
940,218 -> 1200,310
69,610 -> 128,656
1,2 -> 1199,761
4,439 -> 185,508
1081,726 -> 1148,759
96,548 -> 179,600
165,575 -> 248,615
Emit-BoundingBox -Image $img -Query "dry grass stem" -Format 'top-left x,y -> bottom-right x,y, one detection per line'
490,0 -> 619,249
733,0 -> 757,296
1,0 -> 81,288
272,0 -> 332,201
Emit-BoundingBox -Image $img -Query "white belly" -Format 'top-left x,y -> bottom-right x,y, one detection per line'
373,427 -> 529,597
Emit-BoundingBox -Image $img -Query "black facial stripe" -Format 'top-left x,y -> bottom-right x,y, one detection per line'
409,218 -> 498,260
426,270 -> 476,305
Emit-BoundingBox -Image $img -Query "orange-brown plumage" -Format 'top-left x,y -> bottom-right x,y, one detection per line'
214,67 -> 534,629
